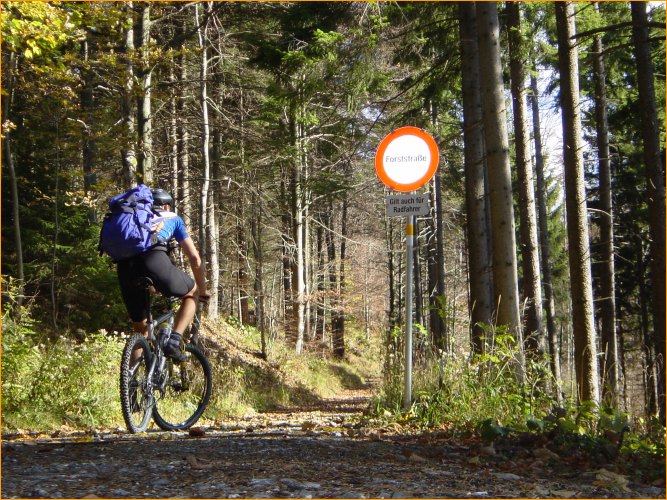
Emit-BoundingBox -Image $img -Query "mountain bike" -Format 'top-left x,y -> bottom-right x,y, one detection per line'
119,277 -> 212,433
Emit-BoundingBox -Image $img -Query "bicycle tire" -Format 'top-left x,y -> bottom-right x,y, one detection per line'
152,343 -> 212,431
120,334 -> 154,433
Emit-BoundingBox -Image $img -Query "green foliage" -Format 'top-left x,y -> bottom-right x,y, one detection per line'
1,2 -> 78,62
2,296 -> 123,431
372,323 -> 556,432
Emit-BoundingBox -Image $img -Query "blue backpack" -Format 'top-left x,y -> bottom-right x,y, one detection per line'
99,184 -> 158,262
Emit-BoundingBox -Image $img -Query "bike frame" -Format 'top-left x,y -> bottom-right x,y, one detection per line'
142,282 -> 178,397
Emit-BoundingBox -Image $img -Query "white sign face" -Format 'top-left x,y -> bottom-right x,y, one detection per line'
375,126 -> 439,192
386,194 -> 430,218
382,135 -> 432,186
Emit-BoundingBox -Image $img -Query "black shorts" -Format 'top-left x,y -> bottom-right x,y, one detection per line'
117,248 -> 195,322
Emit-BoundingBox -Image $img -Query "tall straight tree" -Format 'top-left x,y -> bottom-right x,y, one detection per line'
136,2 -> 152,184
120,2 -> 137,186
591,3 -> 620,405
425,100 -> 446,352
458,1 -> 493,355
506,2 -> 545,356
196,2 -> 212,315
530,72 -> 562,401
555,2 -> 600,404
630,1 -> 666,423
2,50 -> 24,299
475,3 -> 522,348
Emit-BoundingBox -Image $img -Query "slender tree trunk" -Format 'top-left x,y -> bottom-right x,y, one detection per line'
555,2 -> 600,404
530,73 -> 562,402
326,203 -> 337,351
280,174 -> 294,338
459,1 -> 493,355
316,220 -> 326,340
592,11 -> 621,406
2,51 -> 25,299
413,218 -> 423,329
304,194 -> 312,341
295,137 -> 306,354
121,2 -> 137,186
426,100 -> 447,352
252,188 -> 267,359
507,2 -> 545,356
237,202 -> 249,324
175,17 -> 191,228
207,188 -> 220,320
80,33 -> 97,200
332,199 -> 348,359
631,1 -> 666,423
136,2 -> 152,184
169,62 -> 179,195
196,3 -> 211,312
476,3 -> 523,357
386,217 -> 399,333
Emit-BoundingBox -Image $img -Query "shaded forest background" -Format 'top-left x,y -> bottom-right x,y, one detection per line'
1,1 -> 665,429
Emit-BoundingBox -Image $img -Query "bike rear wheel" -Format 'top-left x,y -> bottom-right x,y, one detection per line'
152,343 -> 212,431
120,334 -> 154,433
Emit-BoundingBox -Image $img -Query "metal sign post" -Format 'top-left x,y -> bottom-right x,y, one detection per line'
374,126 -> 439,410
404,215 -> 415,409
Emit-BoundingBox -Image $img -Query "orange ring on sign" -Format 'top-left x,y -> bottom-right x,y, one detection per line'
374,126 -> 439,192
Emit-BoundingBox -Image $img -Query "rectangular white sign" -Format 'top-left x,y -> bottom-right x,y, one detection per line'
386,194 -> 430,218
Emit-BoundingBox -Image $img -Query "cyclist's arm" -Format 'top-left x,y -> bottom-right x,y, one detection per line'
179,236 -> 209,299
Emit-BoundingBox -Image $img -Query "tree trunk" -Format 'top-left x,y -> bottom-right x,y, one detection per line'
2,51 -> 25,300
476,3 -> 522,350
136,2 -> 152,184
413,218 -> 423,329
555,1 -> 600,404
459,1 -> 493,355
507,2 -> 545,356
332,199 -> 348,359
294,119 -> 306,354
631,0 -> 666,423
252,188 -> 267,359
79,33 -> 97,199
280,174 -> 294,340
530,73 -> 562,402
196,3 -> 211,313
592,9 -> 621,406
316,220 -> 326,340
121,2 -> 137,186
427,100 -> 447,353
237,201 -> 249,324
176,17 -> 191,228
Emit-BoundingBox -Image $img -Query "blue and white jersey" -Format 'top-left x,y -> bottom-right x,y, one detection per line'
150,210 -> 189,244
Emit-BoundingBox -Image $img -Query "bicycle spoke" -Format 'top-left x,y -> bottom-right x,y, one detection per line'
152,344 -> 212,431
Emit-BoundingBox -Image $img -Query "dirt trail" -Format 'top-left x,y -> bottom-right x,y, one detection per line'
2,382 -> 664,499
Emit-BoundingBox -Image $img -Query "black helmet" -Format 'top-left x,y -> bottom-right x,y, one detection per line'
151,188 -> 174,206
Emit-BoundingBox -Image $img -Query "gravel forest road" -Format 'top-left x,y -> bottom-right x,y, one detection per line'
2,382 -> 664,499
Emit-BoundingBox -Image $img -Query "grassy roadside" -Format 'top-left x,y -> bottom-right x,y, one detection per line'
1,313 -> 381,434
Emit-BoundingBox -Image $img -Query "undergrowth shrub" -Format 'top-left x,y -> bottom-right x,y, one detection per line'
2,297 -> 123,431
372,326 -> 555,431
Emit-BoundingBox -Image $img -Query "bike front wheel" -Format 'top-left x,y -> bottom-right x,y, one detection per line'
152,343 -> 212,431
120,334 -> 154,433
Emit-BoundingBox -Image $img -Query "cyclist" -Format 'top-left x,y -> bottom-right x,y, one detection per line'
116,188 -> 209,362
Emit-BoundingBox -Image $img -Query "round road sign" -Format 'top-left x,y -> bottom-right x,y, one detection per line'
374,126 -> 439,192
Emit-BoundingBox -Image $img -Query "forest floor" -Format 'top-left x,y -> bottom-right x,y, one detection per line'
2,379 -> 665,499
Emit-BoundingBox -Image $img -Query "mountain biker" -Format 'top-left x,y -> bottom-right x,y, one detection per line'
116,188 -> 209,362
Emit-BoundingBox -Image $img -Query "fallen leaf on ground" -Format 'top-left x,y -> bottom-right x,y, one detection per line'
593,468 -> 630,491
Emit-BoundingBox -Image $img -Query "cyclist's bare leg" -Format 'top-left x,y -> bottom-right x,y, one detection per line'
174,284 -> 198,335
133,320 -> 148,336
130,320 -> 148,366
